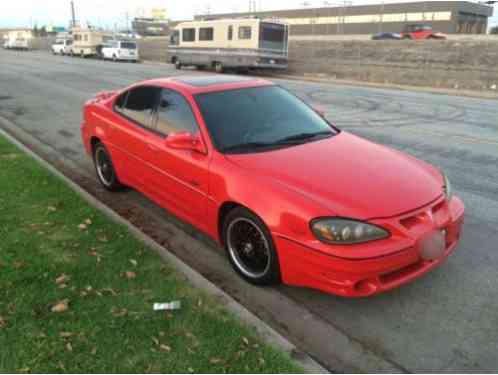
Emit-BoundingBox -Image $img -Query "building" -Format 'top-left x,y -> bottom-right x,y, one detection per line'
196,1 -> 494,35
132,17 -> 170,36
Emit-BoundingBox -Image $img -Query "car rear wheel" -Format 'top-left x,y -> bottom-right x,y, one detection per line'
174,59 -> 182,70
93,142 -> 124,191
223,207 -> 281,285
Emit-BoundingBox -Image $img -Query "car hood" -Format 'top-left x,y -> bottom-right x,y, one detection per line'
226,132 -> 443,220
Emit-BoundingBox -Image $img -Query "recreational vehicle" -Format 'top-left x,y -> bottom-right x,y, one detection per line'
168,18 -> 288,73
71,28 -> 113,57
4,29 -> 34,50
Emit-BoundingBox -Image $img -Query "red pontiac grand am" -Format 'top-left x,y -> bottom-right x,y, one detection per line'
81,75 -> 464,297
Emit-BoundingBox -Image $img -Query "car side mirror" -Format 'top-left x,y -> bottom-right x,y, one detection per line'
165,131 -> 207,154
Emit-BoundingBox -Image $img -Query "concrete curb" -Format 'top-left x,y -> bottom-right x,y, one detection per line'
0,125 -> 327,374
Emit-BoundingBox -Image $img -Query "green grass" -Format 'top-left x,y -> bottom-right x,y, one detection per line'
0,135 -> 302,373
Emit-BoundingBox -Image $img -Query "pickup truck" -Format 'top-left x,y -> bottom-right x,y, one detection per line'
401,24 -> 447,40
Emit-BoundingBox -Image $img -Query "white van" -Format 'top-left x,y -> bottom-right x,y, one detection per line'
51,39 -> 73,55
101,40 -> 139,62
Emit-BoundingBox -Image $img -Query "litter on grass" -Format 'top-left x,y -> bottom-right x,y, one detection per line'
153,301 -> 181,311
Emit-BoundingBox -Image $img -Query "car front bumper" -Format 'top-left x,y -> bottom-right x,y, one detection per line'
276,196 -> 464,297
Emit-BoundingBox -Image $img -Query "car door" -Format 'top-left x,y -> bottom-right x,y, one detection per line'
145,88 -> 210,227
107,85 -> 161,193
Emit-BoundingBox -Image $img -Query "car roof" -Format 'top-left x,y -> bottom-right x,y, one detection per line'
139,75 -> 274,95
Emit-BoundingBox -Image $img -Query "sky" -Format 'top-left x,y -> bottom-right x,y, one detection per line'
1,0 -> 497,29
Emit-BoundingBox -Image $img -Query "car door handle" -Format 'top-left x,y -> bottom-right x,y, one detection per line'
147,143 -> 159,151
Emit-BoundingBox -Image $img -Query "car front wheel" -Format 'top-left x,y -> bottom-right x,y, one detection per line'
93,142 -> 124,191
223,207 -> 281,285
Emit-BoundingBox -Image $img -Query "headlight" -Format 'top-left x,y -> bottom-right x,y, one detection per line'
311,218 -> 390,245
443,173 -> 452,201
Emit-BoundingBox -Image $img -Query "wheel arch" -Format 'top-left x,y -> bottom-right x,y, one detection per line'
218,201 -> 243,245
90,136 -> 102,155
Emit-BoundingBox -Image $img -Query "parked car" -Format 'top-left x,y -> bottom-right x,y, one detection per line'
401,24 -> 447,40
81,75 -> 464,298
51,38 -> 73,55
100,40 -> 139,62
371,32 -> 402,40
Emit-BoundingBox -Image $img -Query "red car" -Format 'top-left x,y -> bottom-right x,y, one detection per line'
401,24 -> 447,40
81,75 -> 464,297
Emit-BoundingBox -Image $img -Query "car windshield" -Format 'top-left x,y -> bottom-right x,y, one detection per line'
195,86 -> 338,154
120,42 -> 136,49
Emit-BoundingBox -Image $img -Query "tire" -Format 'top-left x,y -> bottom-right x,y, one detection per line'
112,54 -> 117,62
214,62 -> 224,74
222,207 -> 281,285
81,50 -> 85,58
92,142 -> 124,191
174,59 -> 182,70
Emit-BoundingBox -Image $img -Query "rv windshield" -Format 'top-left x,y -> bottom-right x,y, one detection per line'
260,22 -> 286,52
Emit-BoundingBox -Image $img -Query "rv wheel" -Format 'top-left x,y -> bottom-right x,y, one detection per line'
81,51 -> 85,58
214,62 -> 224,74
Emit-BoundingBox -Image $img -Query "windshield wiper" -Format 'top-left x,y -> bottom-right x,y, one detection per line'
274,131 -> 333,144
222,131 -> 334,153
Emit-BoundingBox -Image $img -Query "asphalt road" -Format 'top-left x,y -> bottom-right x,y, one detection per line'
1,50 -> 497,372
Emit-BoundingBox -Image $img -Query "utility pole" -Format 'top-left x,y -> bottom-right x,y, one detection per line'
70,0 -> 76,28
379,1 -> 385,33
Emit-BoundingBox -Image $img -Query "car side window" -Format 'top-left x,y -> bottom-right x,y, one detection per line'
155,89 -> 198,135
119,86 -> 160,130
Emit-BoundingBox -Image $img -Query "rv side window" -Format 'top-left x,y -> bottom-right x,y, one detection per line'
199,27 -> 214,41
74,34 -> 81,41
182,28 -> 196,42
228,25 -> 233,40
238,26 -> 252,40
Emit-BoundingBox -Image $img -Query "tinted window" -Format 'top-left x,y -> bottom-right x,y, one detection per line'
120,86 -> 160,129
199,27 -> 214,41
228,25 -> 233,40
66,40 -> 73,45
195,86 -> 336,153
238,26 -> 252,39
115,91 -> 128,109
156,89 -> 198,135
182,28 -> 196,42
120,42 -> 136,49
